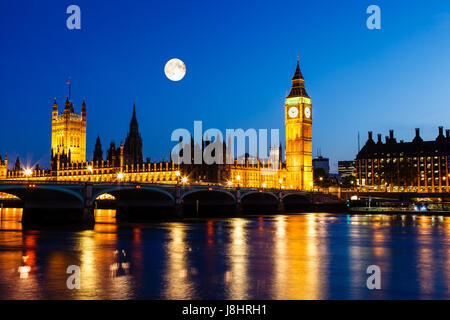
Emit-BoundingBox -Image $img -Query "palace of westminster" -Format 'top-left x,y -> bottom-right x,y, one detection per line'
0,60 -> 314,190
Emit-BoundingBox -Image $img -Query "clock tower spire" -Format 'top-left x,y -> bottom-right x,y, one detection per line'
284,57 -> 313,190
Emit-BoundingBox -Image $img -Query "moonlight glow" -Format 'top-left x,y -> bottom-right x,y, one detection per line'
164,58 -> 186,81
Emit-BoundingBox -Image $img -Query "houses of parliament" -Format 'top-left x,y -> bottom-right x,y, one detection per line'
0,59 -> 314,190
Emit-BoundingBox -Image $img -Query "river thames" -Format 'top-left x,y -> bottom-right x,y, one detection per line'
0,208 -> 449,299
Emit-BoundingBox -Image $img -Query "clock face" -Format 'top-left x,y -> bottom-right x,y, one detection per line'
288,107 -> 298,118
305,107 -> 311,119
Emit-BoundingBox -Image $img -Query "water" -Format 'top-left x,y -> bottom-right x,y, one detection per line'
0,208 -> 449,299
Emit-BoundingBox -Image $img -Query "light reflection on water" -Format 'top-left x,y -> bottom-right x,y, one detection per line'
0,208 -> 449,299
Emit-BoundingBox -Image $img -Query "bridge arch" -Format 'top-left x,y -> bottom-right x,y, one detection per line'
281,193 -> 310,202
0,191 -> 21,200
181,189 -> 236,216
282,193 -> 310,212
241,191 -> 278,202
181,189 -> 236,202
0,184 -> 87,225
241,191 -> 279,213
0,184 -> 84,203
93,186 -> 176,220
93,186 -> 175,203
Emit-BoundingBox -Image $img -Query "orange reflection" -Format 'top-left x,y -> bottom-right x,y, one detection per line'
273,214 -> 327,299
207,220 -> 214,245
225,218 -> 249,299
94,209 -> 116,224
163,223 -> 193,299
0,208 -> 23,230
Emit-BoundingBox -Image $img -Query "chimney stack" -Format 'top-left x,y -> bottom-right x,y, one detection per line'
368,131 -> 373,141
446,129 -> 450,139
415,128 -> 420,137
439,126 -> 443,136
389,130 -> 394,140
377,134 -> 382,143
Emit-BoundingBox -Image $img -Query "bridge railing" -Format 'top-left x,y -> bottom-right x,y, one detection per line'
0,180 -> 312,194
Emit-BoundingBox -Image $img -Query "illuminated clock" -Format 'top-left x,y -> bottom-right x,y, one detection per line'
304,107 -> 311,119
288,107 -> 298,118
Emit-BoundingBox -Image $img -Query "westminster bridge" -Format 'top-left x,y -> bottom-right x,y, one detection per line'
0,181 -> 342,225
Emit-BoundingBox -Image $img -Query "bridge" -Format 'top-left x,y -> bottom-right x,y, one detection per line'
0,181 -> 328,225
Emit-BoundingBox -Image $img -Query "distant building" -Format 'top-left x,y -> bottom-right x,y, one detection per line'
356,128 -> 450,192
312,156 -> 330,174
338,161 -> 356,179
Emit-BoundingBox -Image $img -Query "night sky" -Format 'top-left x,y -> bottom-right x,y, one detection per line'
1,0 -> 449,172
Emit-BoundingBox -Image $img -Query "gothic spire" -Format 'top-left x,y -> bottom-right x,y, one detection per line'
14,156 -> 21,171
130,103 -> 139,133
64,96 -> 70,113
287,57 -> 309,98
93,135 -> 103,162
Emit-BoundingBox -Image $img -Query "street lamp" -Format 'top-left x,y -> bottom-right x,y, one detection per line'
117,172 -> 124,182
182,177 -> 188,184
236,174 -> 241,188
227,181 -> 233,187
87,166 -> 93,182
24,168 -> 32,182
262,182 -> 266,188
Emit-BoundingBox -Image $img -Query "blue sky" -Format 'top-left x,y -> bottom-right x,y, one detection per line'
0,0 -> 449,172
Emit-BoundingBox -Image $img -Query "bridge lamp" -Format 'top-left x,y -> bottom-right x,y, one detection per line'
262,182 -> 266,188
227,181 -> 232,186
279,179 -> 283,184
175,171 -> 180,177
87,166 -> 93,173
24,169 -> 32,177
236,175 -> 241,181
182,177 -> 188,184
309,181 -> 313,187
117,172 -> 124,180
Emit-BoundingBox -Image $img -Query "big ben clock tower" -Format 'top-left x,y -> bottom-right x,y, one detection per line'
284,57 -> 313,190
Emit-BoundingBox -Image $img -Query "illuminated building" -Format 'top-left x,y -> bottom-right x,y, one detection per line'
0,59 -> 314,190
0,155 -> 6,179
356,128 -> 450,192
338,161 -> 356,179
51,96 -> 86,164
284,58 -> 313,190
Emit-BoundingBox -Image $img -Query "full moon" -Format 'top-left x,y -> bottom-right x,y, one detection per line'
164,58 -> 186,81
